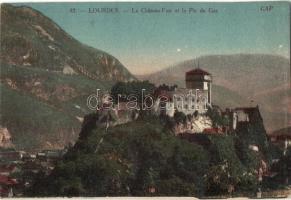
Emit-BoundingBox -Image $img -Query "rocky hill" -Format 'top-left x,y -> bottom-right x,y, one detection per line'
26,113 -> 273,197
0,126 -> 14,148
0,4 -> 135,150
140,54 -> 290,132
1,4 -> 134,82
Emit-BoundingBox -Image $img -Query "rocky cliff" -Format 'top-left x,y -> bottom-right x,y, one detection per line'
1,4 -> 135,82
0,4 -> 135,150
0,126 -> 14,149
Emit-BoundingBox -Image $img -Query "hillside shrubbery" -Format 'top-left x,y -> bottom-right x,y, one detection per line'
206,135 -> 259,195
111,80 -> 155,103
0,83 -> 80,149
26,110 -> 274,197
27,115 -> 210,197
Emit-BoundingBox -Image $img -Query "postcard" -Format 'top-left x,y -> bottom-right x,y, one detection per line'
0,1 -> 290,199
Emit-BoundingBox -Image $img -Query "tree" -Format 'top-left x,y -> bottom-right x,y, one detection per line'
205,135 -> 258,195
205,107 -> 227,127
173,111 -> 186,124
111,80 -> 155,103
27,115 -> 209,197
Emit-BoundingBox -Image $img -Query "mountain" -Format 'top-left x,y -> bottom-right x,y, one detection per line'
0,4 -> 135,150
1,4 -> 135,81
1,83 -> 80,150
140,54 -> 290,132
211,84 -> 248,108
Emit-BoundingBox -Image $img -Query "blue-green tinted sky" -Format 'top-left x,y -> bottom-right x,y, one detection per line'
15,2 -> 290,75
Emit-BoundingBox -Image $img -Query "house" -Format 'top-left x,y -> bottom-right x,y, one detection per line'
229,105 -> 263,131
269,127 -> 291,154
234,106 -> 263,123
22,153 -> 36,162
37,149 -> 66,161
0,151 -> 25,162
0,164 -> 18,176
0,175 -> 17,197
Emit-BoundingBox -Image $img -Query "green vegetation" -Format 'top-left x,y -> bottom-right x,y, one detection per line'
0,65 -> 115,149
1,4 -> 134,81
263,146 -> 291,189
27,116 -> 210,196
0,83 -> 79,150
173,111 -> 187,124
1,4 -> 286,197
111,80 -> 155,103
0,3 -> 135,150
1,64 -> 112,111
1,64 -> 112,93
205,107 -> 229,128
26,109 -> 276,197
275,147 -> 291,184
206,135 -> 258,195
235,114 -> 271,163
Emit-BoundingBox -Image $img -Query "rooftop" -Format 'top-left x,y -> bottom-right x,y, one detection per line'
186,68 -> 211,76
0,175 -> 17,185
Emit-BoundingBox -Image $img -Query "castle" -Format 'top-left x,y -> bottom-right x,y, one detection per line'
185,68 -> 212,105
158,67 -> 262,135
163,67 -> 212,116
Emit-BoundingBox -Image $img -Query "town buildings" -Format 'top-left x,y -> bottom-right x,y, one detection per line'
0,149 -> 66,197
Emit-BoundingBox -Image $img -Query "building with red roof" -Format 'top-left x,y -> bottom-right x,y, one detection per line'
0,175 -> 17,197
0,164 -> 17,176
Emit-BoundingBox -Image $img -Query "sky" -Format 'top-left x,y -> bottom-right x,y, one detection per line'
15,2 -> 290,75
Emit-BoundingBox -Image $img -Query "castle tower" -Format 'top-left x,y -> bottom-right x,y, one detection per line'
185,68 -> 212,105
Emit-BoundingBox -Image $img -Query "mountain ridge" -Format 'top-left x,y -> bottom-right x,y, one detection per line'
0,4 -> 135,150
1,3 -> 136,82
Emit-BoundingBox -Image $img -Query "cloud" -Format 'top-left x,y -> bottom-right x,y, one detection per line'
177,48 -> 181,52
